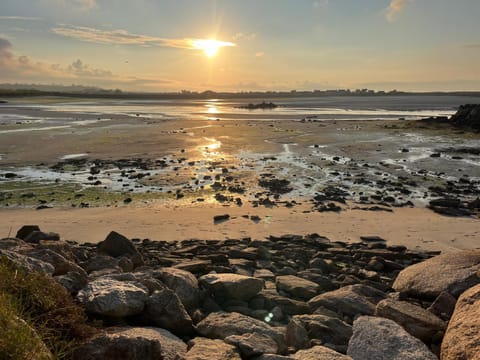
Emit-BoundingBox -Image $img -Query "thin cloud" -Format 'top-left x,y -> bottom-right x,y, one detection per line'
52,25 -> 236,51
49,0 -> 97,11
0,16 -> 42,21
386,0 -> 412,23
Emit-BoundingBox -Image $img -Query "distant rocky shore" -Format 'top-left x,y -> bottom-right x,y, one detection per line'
2,226 -> 480,359
419,103 -> 480,132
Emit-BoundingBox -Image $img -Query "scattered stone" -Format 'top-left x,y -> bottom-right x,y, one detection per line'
225,332 -> 279,357
98,231 -> 144,267
154,267 -> 200,310
276,275 -> 319,300
292,345 -> 352,360
347,316 -> 438,360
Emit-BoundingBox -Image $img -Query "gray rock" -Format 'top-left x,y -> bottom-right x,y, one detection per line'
375,298 -> 446,342
186,337 -> 241,360
393,250 -> 480,299
347,316 -> 437,360
196,312 -> 285,352
55,271 -> 88,293
441,283 -> 480,360
308,284 -> 386,319
276,275 -> 319,300
144,288 -> 193,335
225,332 -> 279,357
26,249 -> 87,277
286,314 -> 352,351
0,237 -> 33,252
74,326 -> 187,360
199,273 -> 264,300
0,249 -> 54,274
154,267 -> 200,309
292,345 -> 352,360
98,231 -> 143,267
84,254 -> 121,274
77,278 -> 148,317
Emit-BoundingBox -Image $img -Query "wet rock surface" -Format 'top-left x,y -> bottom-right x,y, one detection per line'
3,225 -> 480,358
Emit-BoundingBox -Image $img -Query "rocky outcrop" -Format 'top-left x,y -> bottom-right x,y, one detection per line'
74,327 -> 187,360
97,231 -> 143,267
451,104 -> 480,130
393,250 -> 480,299
441,284 -> 480,359
153,267 -> 200,310
347,316 -> 438,360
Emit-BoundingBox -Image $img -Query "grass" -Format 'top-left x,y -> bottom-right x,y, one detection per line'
0,257 -> 96,359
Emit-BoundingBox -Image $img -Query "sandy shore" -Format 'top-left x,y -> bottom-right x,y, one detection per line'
1,203 -> 478,253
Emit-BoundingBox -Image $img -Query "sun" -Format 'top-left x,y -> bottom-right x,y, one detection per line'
191,39 -> 235,58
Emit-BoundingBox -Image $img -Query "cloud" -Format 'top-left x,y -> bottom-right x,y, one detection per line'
48,0 -> 97,11
52,25 -> 236,53
386,0 -> 412,22
255,52 -> 265,58
232,32 -> 256,41
0,16 -> 42,21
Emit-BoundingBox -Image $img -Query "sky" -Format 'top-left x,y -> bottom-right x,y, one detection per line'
0,0 -> 479,92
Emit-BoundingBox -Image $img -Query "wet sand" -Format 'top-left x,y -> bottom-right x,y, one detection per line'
0,203 -> 478,253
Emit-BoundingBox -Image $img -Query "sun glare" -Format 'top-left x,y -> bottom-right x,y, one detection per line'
191,39 -> 235,58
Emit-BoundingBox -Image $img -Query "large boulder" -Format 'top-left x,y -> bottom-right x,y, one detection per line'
286,314 -> 352,352
186,337 -> 242,360
77,278 -> 148,317
24,231 -> 60,244
276,275 -> 319,300
375,298 -> 446,342
84,254 -> 121,274
74,327 -> 187,360
292,345 -> 352,360
393,250 -> 480,299
441,283 -> 480,359
98,231 -> 143,267
347,316 -> 437,360
144,288 -> 194,335
16,225 -> 40,240
153,267 -> 200,309
308,284 -> 386,319
199,273 -> 264,301
196,312 -> 285,351
0,249 -> 54,274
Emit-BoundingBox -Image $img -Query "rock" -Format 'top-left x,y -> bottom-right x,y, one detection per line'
0,249 -> 54,274
26,249 -> 87,278
286,314 -> 352,351
308,284 -> 386,319
393,250 -> 480,299
55,271 -> 88,293
74,326 -> 187,360
15,225 -> 41,240
292,345 -> 352,360
441,283 -> 480,359
427,291 -> 457,321
225,332 -> 279,357
375,298 -> 446,342
154,267 -> 200,309
451,104 -> 480,130
347,316 -> 438,360
77,278 -> 148,317
98,231 -> 143,267
0,237 -> 33,252
24,231 -> 60,244
276,275 -> 319,300
196,312 -> 285,351
186,337 -> 241,360
174,259 -> 212,274
199,273 -> 264,301
260,290 -> 311,315
144,288 -> 194,335
84,254 -> 121,274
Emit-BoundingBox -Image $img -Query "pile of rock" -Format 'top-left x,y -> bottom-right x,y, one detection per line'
450,104 -> 480,131
2,226 -> 480,359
